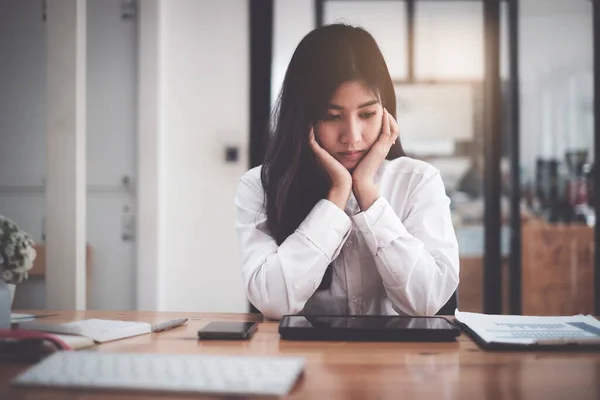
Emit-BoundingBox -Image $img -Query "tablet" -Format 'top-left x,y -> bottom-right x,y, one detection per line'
278,315 -> 460,341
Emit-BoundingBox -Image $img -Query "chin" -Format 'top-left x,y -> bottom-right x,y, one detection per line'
341,160 -> 359,170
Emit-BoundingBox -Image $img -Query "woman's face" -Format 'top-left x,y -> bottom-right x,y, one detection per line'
314,80 -> 383,170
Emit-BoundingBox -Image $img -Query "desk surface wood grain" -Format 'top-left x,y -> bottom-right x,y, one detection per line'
2,310 -> 599,400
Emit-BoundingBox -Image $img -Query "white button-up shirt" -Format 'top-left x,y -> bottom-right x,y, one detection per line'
235,157 -> 459,320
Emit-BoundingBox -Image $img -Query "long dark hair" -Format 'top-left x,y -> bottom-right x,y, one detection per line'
261,24 -> 405,290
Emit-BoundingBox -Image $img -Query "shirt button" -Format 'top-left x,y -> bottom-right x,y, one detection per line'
352,296 -> 357,303
346,239 -> 353,247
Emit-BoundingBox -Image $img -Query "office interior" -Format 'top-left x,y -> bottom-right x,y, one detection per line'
0,0 -> 597,317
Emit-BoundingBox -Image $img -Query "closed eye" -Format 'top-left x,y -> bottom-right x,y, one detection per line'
359,111 -> 376,119
324,114 -> 342,121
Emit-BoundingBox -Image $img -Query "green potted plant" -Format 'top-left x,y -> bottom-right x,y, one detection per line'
0,216 -> 37,309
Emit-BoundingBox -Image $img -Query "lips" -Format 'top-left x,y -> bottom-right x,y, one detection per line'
339,150 -> 364,161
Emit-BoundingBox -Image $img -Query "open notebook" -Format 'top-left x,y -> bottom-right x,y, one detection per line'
19,319 -> 152,343
455,309 -> 600,350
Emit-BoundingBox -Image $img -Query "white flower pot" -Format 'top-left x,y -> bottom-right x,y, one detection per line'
8,284 -> 15,307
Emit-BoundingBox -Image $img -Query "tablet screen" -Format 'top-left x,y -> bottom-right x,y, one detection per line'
280,315 -> 455,330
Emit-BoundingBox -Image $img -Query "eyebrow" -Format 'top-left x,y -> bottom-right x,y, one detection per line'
328,100 -> 379,110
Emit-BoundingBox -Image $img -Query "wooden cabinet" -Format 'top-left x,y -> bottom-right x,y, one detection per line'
522,220 -> 594,315
459,221 -> 594,315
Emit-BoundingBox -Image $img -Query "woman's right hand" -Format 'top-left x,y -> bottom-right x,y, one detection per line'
309,127 -> 352,209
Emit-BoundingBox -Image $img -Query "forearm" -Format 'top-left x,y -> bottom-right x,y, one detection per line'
240,199 -> 352,319
245,236 -> 335,319
373,240 -> 459,316
351,196 -> 459,315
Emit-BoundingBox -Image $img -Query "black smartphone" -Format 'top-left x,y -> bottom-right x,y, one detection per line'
197,321 -> 258,340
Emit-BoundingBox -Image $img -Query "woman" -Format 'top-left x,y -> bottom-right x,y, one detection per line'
235,24 -> 459,320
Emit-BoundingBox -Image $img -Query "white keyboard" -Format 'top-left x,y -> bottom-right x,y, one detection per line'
12,351 -> 305,396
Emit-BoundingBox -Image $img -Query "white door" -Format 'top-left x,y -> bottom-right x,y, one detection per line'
0,0 -> 137,310
86,0 -> 137,310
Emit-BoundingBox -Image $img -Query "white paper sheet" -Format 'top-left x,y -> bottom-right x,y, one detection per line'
455,309 -> 600,345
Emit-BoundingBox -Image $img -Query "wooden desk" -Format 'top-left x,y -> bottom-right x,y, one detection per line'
2,311 -> 600,400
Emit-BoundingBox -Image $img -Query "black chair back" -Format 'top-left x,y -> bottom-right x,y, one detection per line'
436,290 -> 458,316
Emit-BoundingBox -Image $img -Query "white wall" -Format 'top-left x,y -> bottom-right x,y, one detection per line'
138,0 -> 249,312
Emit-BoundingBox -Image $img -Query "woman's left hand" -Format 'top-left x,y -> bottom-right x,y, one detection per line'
352,108 -> 399,210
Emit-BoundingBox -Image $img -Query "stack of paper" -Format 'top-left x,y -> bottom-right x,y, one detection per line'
455,309 -> 600,348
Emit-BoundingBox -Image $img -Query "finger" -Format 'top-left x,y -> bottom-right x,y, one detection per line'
387,113 -> 400,145
388,112 -> 399,135
309,127 -> 320,149
381,108 -> 391,141
309,127 -> 331,161
371,109 -> 391,157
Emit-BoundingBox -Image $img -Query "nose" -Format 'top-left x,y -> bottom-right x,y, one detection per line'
340,118 -> 361,145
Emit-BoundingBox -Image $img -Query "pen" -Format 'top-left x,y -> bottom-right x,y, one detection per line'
151,318 -> 189,333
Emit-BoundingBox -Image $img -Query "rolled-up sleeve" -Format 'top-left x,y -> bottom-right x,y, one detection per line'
235,174 -> 351,319
352,170 -> 459,316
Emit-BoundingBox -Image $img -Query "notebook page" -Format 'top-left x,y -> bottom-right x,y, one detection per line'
20,319 -> 152,343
